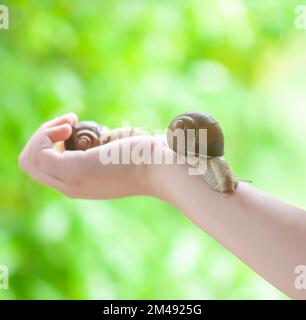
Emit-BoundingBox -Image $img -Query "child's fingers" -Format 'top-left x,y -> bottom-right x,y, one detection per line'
44,123 -> 73,144
40,113 -> 78,130
20,123 -> 74,179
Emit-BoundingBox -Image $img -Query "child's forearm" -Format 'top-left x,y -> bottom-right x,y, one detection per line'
150,160 -> 306,299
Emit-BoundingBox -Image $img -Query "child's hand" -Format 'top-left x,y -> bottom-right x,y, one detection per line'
18,113 -> 163,199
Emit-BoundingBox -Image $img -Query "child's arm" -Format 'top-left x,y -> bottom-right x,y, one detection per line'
150,160 -> 306,299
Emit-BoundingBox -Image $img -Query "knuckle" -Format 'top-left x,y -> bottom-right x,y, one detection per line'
40,120 -> 52,130
39,122 -> 48,130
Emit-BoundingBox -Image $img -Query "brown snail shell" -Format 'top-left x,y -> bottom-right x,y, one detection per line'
65,121 -> 105,151
167,112 -> 224,158
167,112 -> 238,193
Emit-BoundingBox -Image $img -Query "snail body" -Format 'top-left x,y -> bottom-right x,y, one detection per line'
167,112 -> 238,193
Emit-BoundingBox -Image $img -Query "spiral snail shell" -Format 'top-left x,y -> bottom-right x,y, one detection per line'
65,121 -> 107,151
167,112 -> 225,158
167,112 -> 238,193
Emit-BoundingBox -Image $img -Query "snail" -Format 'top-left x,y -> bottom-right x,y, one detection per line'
64,121 -> 141,151
64,121 -> 109,151
167,112 -> 239,193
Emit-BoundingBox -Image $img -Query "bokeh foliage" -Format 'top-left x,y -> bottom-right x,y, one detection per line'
1,0 -> 306,299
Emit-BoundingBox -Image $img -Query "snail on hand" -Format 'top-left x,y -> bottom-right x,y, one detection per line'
64,121 -> 110,151
167,112 -> 239,193
64,121 -> 141,151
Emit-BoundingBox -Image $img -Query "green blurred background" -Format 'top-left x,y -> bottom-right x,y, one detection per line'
1,0 -> 306,299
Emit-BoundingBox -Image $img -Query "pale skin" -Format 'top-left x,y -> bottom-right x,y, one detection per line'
19,113 -> 306,299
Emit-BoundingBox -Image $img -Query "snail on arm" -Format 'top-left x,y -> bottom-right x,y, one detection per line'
167,112 -> 239,193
